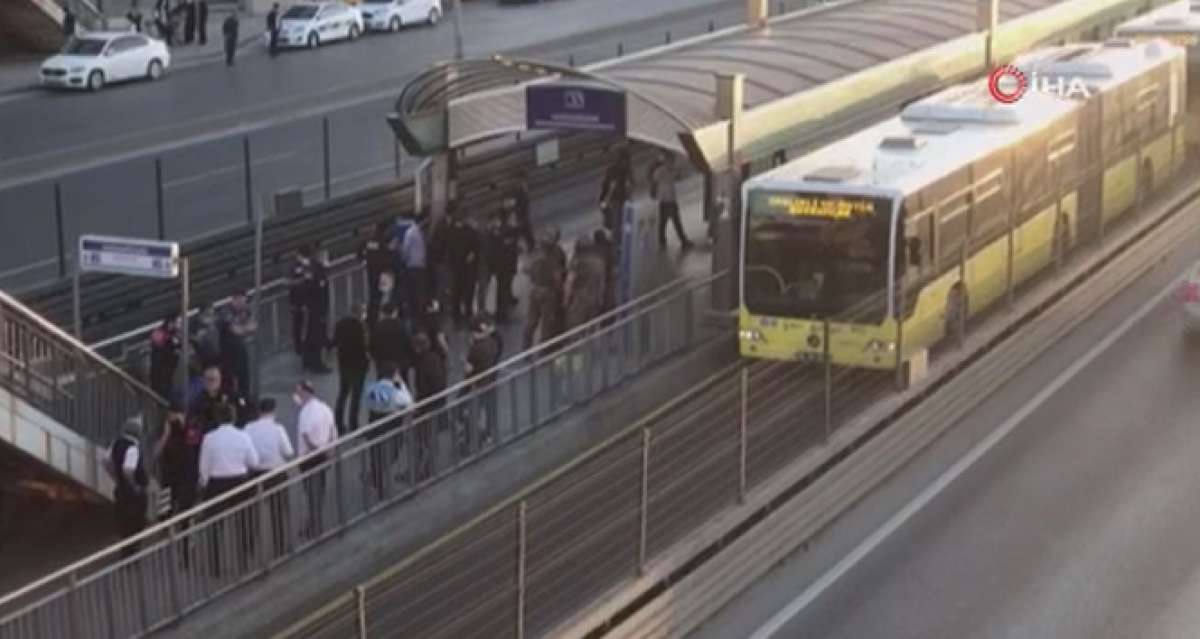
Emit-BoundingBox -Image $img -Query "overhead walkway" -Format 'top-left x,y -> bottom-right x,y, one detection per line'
0,289 -> 164,499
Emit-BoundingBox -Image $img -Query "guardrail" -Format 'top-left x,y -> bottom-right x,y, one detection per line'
266,123 -> 1193,639
0,288 -> 166,459
0,266 -> 728,639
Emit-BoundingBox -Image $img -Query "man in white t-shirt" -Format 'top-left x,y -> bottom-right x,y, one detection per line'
294,380 -> 337,538
649,151 -> 693,251
244,397 -> 295,556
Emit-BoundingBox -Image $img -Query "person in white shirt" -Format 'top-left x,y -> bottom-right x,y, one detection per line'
649,151 -> 692,250
243,397 -> 295,556
244,397 -> 295,475
197,403 -> 259,575
294,380 -> 337,537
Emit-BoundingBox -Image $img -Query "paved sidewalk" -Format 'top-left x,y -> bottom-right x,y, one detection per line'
0,6 -> 264,94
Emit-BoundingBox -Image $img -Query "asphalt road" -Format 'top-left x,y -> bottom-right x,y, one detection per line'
0,0 -> 752,289
691,223 -> 1200,638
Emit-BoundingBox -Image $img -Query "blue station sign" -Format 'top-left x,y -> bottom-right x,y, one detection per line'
526,84 -> 627,136
78,235 -> 180,279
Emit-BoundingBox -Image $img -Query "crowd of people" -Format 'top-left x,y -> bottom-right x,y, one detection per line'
106,146 -> 695,560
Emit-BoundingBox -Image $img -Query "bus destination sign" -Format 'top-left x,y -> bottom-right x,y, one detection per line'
762,193 -> 876,220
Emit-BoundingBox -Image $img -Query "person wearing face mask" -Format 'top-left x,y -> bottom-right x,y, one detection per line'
294,380 -> 337,538
361,222 -> 393,329
156,403 -> 202,518
288,246 -> 314,355
189,366 -> 231,433
302,247 -> 332,374
332,304 -> 369,434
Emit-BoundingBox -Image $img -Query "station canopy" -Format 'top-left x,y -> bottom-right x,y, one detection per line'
389,0 -> 1149,172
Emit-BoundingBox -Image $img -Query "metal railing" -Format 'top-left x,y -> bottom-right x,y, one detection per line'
0,288 -> 166,451
0,266 -> 728,639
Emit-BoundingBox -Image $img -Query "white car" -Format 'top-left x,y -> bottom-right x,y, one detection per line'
40,32 -> 170,91
1179,262 -> 1200,332
272,2 -> 364,48
358,0 -> 441,32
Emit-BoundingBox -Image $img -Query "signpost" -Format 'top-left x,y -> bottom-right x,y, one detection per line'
525,84 -> 627,136
76,234 -> 184,390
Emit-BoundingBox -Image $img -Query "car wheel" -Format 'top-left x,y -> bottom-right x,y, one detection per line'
349,24 -> 360,39
146,59 -> 164,81
389,16 -> 401,31
87,70 -> 105,91
428,8 -> 440,25
307,32 -> 320,48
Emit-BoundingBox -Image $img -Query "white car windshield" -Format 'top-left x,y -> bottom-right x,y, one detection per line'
282,6 -> 318,19
62,38 -> 107,55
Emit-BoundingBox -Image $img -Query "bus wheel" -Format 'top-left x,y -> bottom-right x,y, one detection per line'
944,284 -> 968,346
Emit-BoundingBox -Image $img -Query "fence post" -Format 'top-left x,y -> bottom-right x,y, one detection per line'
356,586 -> 368,639
166,526 -> 183,618
709,19 -> 715,32
617,41 -> 624,56
638,428 -> 650,575
243,136 -> 253,225
257,481 -> 272,572
155,157 -> 166,240
334,447 -> 346,529
65,571 -> 81,639
823,317 -> 832,440
323,117 -> 332,200
54,182 -> 66,279
738,366 -> 747,503
665,30 -> 671,44
516,500 -> 527,639
568,53 -> 575,67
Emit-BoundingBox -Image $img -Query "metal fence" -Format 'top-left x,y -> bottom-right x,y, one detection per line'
0,265 -> 727,639
0,288 -> 166,452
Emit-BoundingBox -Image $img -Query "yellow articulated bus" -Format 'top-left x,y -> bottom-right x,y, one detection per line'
738,39 -> 1188,376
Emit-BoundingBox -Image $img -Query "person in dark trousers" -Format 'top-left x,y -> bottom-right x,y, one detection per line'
444,207 -> 481,325
361,221 -> 393,329
189,365 -> 234,433
62,6 -> 76,39
523,229 -> 566,349
598,146 -> 634,234
509,183 -> 535,250
332,304 -> 369,434
594,228 -> 617,315
183,0 -> 196,44
478,210 -> 521,323
411,331 -> 446,479
196,0 -> 208,44
564,234 -> 606,333
649,151 -> 692,250
461,317 -> 502,454
244,397 -> 294,558
303,248 -> 332,374
198,402 -> 258,575
156,405 -> 202,517
363,365 -> 411,495
289,246 -> 313,355
106,418 -> 149,559
222,12 -> 239,65
266,3 -> 280,57
126,1 -> 144,32
370,304 -> 412,382
149,312 -> 181,401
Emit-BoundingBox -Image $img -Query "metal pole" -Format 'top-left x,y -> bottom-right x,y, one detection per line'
55,182 -> 66,279
179,257 -> 190,399
72,260 -> 82,339
252,203 -> 264,398
823,318 -> 832,440
638,428 -> 650,575
516,500 -> 527,639
738,366 -> 747,503
243,137 -> 253,225
155,157 -> 166,240
323,117 -> 332,200
355,586 -> 368,639
451,0 -> 464,61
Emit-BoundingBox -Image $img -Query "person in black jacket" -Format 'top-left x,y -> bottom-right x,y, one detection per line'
444,207 -> 481,325
598,146 -> 633,233
332,304 -> 369,434
183,0 -> 196,44
196,0 -> 208,44
222,12 -> 239,65
266,3 -> 280,57
106,419 -> 149,558
149,312 -> 181,401
302,248 -> 332,374
370,304 -> 412,382
361,221 -> 393,329
411,331 -> 446,479
289,246 -> 313,355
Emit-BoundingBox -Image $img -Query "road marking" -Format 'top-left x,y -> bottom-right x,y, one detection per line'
163,150 -> 297,190
747,270 -> 1184,639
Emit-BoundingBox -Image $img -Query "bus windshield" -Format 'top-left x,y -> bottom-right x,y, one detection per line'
743,189 -> 893,321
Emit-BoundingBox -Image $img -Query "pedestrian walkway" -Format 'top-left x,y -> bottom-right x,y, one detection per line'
0,5 -> 263,95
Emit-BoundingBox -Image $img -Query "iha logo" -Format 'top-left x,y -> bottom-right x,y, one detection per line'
987,65 -> 1091,103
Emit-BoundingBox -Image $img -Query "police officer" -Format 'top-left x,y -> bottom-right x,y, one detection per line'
107,418 -> 149,558
444,206 -> 481,325
288,247 -> 314,355
361,221 -> 393,329
598,146 -> 633,233
491,210 -> 522,323
303,247 -> 332,374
